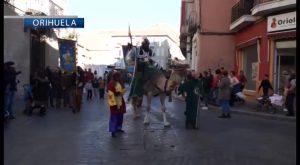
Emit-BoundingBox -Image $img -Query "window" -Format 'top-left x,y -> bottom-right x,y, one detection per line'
242,44 -> 258,91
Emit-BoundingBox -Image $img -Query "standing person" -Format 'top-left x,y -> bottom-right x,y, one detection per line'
70,66 -> 85,113
106,70 -> 116,91
61,71 -> 71,107
104,71 -> 108,85
220,67 -> 225,73
207,68 -> 213,86
85,80 -> 93,101
285,73 -> 296,116
45,66 -> 54,108
32,69 -> 50,116
229,71 -> 240,107
202,71 -> 211,110
53,68 -> 63,109
178,73 -> 200,129
218,71 -> 232,118
4,62 -> 21,119
238,70 -> 247,91
92,77 -> 99,99
258,74 -> 274,97
93,70 -> 98,97
210,69 -> 222,106
198,72 -> 204,94
84,68 -> 94,83
107,71 -> 126,137
98,77 -> 105,99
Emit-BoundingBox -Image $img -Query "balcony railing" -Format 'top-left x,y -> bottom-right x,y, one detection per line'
252,0 -> 296,16
231,0 -> 254,23
253,0 -> 275,6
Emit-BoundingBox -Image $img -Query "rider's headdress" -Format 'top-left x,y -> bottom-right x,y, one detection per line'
142,37 -> 150,45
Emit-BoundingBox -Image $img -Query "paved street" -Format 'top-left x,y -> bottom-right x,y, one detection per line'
4,95 -> 296,165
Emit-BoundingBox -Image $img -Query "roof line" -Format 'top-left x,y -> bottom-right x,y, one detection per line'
111,34 -> 177,44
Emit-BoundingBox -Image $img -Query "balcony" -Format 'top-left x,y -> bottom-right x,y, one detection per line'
230,0 -> 256,31
231,0 -> 254,23
252,0 -> 296,16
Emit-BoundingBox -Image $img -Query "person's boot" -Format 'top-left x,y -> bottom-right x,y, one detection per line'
218,113 -> 227,118
39,107 -> 46,116
226,113 -> 231,118
117,129 -> 125,133
111,133 -> 116,137
28,106 -> 33,116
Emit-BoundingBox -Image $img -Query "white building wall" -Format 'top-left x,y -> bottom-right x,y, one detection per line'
4,0 -> 69,97
4,4 -> 31,98
77,46 -> 88,68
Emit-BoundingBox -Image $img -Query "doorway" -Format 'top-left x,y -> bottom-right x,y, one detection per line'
273,40 -> 296,94
30,29 -> 46,77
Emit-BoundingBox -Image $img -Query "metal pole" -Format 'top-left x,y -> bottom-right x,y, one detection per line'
75,34 -> 78,111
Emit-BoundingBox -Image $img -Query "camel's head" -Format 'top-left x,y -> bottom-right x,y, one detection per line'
165,64 -> 189,92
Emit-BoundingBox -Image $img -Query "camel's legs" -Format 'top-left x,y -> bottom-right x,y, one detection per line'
160,93 -> 170,127
131,97 -> 140,119
144,92 -> 152,125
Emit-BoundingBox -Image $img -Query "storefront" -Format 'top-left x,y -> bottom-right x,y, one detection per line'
234,18 -> 268,98
234,11 -> 296,100
267,11 -> 296,95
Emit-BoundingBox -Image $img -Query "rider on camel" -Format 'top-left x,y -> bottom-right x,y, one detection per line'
128,37 -> 155,100
137,37 -> 154,80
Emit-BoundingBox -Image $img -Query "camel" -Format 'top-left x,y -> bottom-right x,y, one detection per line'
130,65 -> 188,127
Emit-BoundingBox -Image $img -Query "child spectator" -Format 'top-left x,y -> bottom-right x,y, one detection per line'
258,74 -> 274,97
85,80 -> 93,101
107,71 -> 126,137
98,77 -> 105,99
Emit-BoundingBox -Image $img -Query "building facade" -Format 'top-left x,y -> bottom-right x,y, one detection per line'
180,0 -> 237,73
230,0 -> 296,98
4,0 -> 70,97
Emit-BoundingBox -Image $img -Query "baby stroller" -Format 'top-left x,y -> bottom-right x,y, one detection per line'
256,94 -> 284,113
23,84 -> 46,116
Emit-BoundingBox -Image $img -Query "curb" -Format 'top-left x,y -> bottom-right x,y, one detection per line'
230,109 -> 296,122
173,95 -> 296,122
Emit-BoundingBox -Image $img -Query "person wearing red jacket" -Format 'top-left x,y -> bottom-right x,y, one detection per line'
210,69 -> 222,106
84,68 -> 94,83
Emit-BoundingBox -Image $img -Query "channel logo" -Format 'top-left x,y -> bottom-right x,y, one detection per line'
24,17 -> 84,28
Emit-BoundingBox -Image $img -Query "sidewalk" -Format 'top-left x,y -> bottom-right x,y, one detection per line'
173,94 -> 296,122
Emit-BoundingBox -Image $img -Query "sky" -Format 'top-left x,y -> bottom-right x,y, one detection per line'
68,0 -> 181,32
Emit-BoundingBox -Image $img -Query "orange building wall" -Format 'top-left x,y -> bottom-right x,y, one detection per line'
196,0 -> 237,73
197,35 -> 235,72
201,0 -> 237,32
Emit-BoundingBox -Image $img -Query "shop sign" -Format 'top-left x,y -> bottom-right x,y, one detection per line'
267,12 -> 296,32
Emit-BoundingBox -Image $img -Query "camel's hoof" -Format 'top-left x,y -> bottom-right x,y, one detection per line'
133,115 -> 140,120
164,122 -> 171,127
144,118 -> 150,125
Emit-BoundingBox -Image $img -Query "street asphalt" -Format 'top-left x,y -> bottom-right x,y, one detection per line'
4,94 -> 296,165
